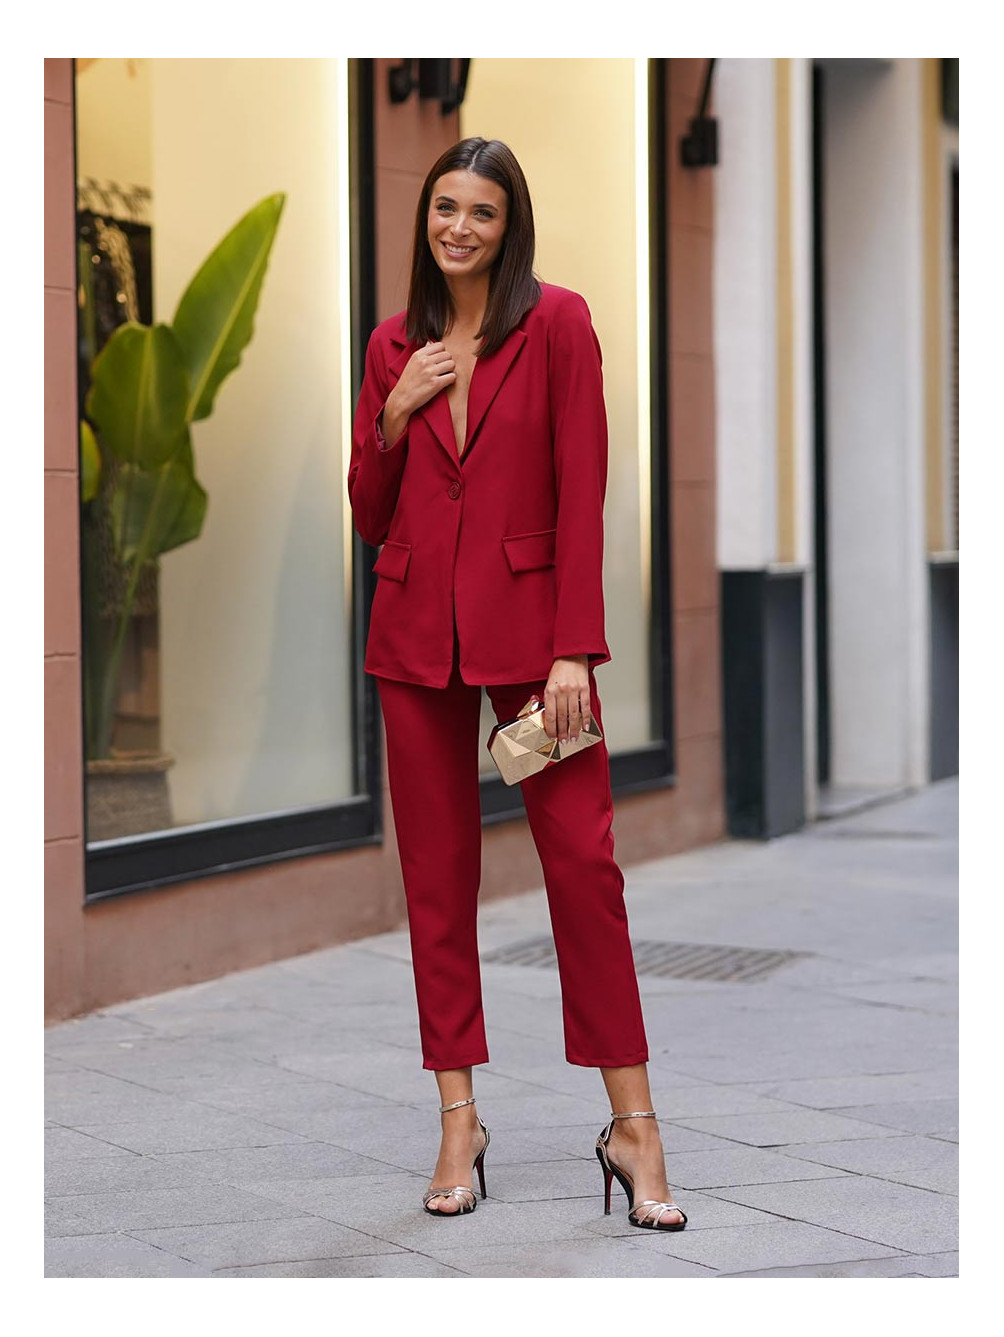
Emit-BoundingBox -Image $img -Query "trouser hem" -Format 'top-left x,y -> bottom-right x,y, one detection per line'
422,1053 -> 491,1072
564,1048 -> 650,1069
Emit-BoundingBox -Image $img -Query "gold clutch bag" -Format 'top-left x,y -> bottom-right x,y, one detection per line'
486,696 -> 604,785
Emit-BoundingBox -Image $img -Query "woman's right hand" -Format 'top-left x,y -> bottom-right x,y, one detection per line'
396,341 -> 457,412
382,341 -> 456,445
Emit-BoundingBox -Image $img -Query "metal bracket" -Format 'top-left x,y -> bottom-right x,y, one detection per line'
680,59 -> 718,168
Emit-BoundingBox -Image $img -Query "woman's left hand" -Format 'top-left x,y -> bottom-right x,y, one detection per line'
540,656 -> 591,742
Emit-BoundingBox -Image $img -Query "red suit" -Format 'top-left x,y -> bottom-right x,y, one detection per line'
348,282 -> 648,1070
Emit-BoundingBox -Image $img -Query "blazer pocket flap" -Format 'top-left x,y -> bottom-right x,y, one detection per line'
373,539 -> 412,581
502,527 -> 557,574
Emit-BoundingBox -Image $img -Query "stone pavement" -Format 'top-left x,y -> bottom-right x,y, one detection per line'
45,779 -> 958,1278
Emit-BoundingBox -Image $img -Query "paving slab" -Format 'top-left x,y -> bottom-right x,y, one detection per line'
741,1068 -> 958,1109
45,1232 -> 215,1278
671,1107 -> 906,1148
45,1125 -> 139,1161
829,1098 -> 959,1138
661,1146 -> 853,1190
719,1250 -> 959,1278
703,1174 -> 958,1255
650,1039 -> 958,1086
65,1108 -> 313,1155
781,1135 -> 958,1194
44,1184 -> 303,1238
613,1220 -> 907,1274
215,1252 -> 466,1278
147,1142 -> 395,1186
46,1151 -> 205,1197
129,1215 -> 407,1270
814,979 -> 958,1013
45,1014 -> 159,1049
425,1236 -> 715,1277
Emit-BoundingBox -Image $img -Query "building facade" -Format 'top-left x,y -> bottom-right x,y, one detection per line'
713,57 -> 958,836
44,57 -> 957,1025
45,58 -> 722,1023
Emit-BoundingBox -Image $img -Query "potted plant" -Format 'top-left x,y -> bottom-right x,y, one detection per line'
80,192 -> 286,839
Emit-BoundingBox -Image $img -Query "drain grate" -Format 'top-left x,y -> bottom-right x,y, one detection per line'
481,936 -> 810,983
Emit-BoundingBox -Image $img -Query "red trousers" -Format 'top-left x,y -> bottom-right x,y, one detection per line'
375,618 -> 649,1071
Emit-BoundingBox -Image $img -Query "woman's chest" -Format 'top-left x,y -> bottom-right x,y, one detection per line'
443,336 -> 479,456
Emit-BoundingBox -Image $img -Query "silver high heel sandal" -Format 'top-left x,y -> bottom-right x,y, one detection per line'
422,1096 -> 491,1218
595,1110 -> 688,1231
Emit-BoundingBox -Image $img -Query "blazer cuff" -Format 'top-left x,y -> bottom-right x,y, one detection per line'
376,410 -> 407,451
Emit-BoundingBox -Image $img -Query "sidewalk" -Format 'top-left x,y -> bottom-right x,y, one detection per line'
45,779 -> 958,1278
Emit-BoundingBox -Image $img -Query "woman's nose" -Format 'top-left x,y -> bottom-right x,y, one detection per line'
450,215 -> 471,236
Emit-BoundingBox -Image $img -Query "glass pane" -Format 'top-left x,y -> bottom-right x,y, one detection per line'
75,58 -> 353,840
460,59 -> 655,765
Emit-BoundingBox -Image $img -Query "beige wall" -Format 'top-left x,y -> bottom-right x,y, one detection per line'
75,58 -> 152,190
461,60 -> 650,752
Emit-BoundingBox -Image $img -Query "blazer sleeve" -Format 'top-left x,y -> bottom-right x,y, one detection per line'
347,328 -> 410,547
548,291 -> 612,665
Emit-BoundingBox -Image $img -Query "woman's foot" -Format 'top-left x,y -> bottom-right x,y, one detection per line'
425,1102 -> 488,1215
605,1116 -> 684,1227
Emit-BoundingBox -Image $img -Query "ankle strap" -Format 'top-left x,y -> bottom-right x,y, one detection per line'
610,1110 -> 657,1119
440,1096 -> 476,1113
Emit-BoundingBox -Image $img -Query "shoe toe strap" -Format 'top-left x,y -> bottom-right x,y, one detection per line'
424,1185 -> 476,1210
631,1199 -> 686,1225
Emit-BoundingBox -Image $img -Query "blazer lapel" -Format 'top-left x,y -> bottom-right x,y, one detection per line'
384,318 -> 529,466
386,329 -> 457,465
463,326 -> 528,462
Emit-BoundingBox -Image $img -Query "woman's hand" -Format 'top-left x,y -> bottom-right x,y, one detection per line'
539,656 -> 591,742
381,341 -> 456,445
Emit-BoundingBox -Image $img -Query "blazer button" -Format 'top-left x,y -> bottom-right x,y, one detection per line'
448,481 -> 462,499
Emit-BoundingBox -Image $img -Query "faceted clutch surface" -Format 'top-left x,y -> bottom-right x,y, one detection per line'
486,696 -> 603,785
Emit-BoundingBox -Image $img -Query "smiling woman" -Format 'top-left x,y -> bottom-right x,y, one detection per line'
346,130 -> 687,1233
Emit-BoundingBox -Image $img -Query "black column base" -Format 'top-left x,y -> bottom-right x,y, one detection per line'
929,557 -> 959,781
721,569 -> 806,839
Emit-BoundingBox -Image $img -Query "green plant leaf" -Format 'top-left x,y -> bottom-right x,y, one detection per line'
85,322 -> 191,468
110,448 -> 207,566
172,192 -> 286,423
80,420 -> 101,502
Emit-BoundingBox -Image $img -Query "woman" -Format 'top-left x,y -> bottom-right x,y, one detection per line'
347,137 -> 686,1232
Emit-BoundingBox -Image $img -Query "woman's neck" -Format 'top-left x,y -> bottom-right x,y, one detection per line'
445,272 -> 489,334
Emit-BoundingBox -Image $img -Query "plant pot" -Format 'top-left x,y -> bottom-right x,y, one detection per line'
85,750 -> 175,842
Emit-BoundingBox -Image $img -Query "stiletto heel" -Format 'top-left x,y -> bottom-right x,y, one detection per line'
601,1162 -> 614,1215
423,1096 -> 491,1218
595,1110 -> 688,1232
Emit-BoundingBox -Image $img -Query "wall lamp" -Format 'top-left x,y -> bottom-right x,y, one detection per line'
680,59 -> 718,168
388,59 -> 471,113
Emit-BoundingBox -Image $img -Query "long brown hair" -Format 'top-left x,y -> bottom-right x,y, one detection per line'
406,138 -> 542,358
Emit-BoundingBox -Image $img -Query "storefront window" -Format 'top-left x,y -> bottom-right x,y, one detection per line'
460,59 -> 657,763
75,59 -> 354,844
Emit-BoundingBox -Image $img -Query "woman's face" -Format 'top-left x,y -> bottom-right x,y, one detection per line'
427,169 -> 508,280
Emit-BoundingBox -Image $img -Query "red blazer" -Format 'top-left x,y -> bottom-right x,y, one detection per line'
347,281 -> 612,688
